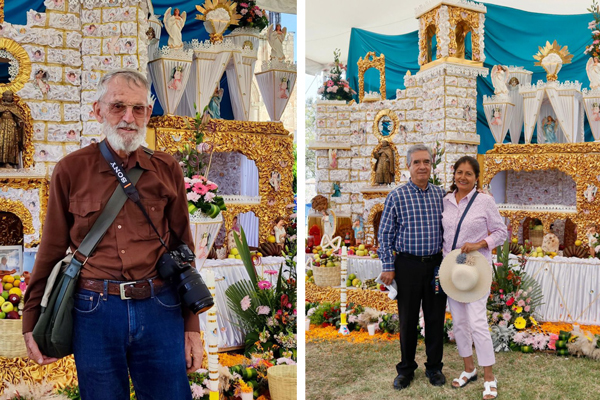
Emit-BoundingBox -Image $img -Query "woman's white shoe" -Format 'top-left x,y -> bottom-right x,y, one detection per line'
451,368 -> 477,388
483,378 -> 498,399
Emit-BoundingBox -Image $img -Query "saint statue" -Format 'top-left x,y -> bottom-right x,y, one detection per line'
321,210 -> 335,238
267,24 -> 286,61
164,7 -> 186,49
374,141 -> 394,185
587,57 -> 600,89
542,116 -> 557,143
207,87 -> 224,119
227,216 -> 242,251
273,217 -> 287,245
0,91 -> 25,169
352,215 -> 365,245
491,65 -> 509,96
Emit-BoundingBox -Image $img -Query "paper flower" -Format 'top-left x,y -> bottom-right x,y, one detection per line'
514,316 -> 527,329
257,305 -> 271,315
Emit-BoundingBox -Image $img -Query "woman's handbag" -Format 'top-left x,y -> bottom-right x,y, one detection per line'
31,167 -> 144,359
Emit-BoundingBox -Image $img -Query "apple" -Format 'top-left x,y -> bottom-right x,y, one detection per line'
380,284 -> 387,291
512,237 -> 518,244
8,294 -> 20,306
227,255 -> 236,259
348,273 -> 356,281
0,296 -> 4,307
235,255 -> 241,259
575,240 -> 582,247
6,311 -> 19,319
230,248 -> 239,256
347,249 -> 354,255
1,291 -> 8,300
358,244 -> 365,251
0,312 -> 5,319
1,301 -> 14,313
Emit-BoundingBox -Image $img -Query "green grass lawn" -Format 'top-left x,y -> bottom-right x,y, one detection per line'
306,339 -> 600,400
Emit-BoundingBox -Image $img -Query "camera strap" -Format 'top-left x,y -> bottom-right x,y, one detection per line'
98,140 -> 170,252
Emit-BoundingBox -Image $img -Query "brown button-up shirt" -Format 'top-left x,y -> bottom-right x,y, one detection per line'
23,142 -> 199,333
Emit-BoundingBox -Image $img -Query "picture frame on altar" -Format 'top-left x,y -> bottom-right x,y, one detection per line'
23,247 -> 39,273
0,245 -> 23,274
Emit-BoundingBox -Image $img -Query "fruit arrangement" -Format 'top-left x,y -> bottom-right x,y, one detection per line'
348,244 -> 378,258
345,273 -> 361,288
312,250 -> 341,268
563,241 -> 589,258
1,274 -> 26,320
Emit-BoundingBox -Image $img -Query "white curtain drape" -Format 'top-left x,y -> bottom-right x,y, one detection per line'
483,100 -> 514,144
240,155 -> 259,197
522,89 -> 545,143
583,93 -> 600,140
238,212 -> 259,247
255,69 -> 297,121
225,51 -> 257,121
507,69 -> 532,144
546,87 -> 577,142
148,57 -> 192,114
178,50 -> 232,117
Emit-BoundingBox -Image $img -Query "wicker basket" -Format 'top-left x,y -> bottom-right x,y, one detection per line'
268,365 -> 297,400
312,265 -> 341,287
0,319 -> 28,358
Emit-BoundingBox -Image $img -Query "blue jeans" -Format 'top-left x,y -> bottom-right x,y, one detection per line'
72,281 -> 192,400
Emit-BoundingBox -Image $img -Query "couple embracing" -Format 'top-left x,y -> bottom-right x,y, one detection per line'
379,144 -> 507,399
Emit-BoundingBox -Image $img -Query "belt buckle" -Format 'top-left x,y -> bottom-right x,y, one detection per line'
119,281 -> 136,300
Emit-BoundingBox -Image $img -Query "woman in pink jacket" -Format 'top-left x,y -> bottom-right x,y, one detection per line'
441,156 -> 507,400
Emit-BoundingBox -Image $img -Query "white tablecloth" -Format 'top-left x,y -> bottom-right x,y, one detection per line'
515,255 -> 600,325
345,254 -> 600,325
198,256 -> 286,349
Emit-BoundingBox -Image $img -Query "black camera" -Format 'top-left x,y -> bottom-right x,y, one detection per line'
156,244 -> 214,314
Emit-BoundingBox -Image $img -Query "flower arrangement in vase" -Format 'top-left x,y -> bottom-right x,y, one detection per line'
175,110 -> 226,219
234,1 -> 269,30
318,48 -> 356,102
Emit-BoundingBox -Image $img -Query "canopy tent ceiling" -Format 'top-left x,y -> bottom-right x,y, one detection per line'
306,0 -> 592,75
258,0 -> 297,14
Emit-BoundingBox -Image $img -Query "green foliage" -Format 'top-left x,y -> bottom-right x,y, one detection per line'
57,386 -> 80,400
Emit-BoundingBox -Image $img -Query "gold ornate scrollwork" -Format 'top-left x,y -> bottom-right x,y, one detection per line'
483,143 -> 600,243
448,6 -> 481,62
0,39 -> 32,94
14,94 -> 34,169
357,52 -> 386,103
0,178 -> 48,247
149,115 -> 295,243
373,109 -> 399,141
418,9 -> 438,65
0,198 -> 33,235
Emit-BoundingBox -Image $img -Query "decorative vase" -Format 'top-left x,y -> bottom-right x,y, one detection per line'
367,323 -> 376,336
241,391 -> 253,400
189,211 -> 224,269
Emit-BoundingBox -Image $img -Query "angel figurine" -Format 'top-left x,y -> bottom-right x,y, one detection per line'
491,65 -> 509,96
587,57 -> 600,89
164,7 -> 186,49
267,23 -> 286,61
167,66 -> 184,91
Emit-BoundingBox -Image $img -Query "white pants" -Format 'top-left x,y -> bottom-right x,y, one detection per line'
448,295 -> 495,367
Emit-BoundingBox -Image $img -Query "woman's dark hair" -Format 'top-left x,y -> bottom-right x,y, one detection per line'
449,155 -> 480,193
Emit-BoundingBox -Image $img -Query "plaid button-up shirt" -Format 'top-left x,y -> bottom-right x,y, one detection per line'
378,180 -> 445,272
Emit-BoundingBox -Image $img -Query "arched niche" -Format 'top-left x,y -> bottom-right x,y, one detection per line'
454,21 -> 472,60
367,203 -> 384,246
371,140 -> 402,186
206,151 -> 259,196
426,24 -> 437,63
0,211 -> 23,246
357,52 -> 386,103
237,211 -> 259,247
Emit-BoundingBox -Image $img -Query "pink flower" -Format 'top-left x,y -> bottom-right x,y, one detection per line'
241,8 -> 248,14
326,80 -> 334,87
502,311 -> 511,321
258,280 -> 272,290
187,191 -> 201,202
287,303 -> 292,308
548,333 -> 559,350
594,40 -> 600,45
518,299 -> 525,307
240,2 -> 248,6
204,192 -> 216,202
257,305 -> 270,315
506,297 -> 515,306
589,21 -> 597,29
293,309 -> 297,315
256,10 -> 263,17
277,309 -> 283,315
264,269 -> 278,275
193,182 -> 210,195
317,86 -> 324,94
241,295 -> 251,311
332,85 -> 339,92
494,263 -> 503,267
499,289 -> 503,293
524,305 -> 530,312
344,86 -> 350,92
191,383 -> 205,398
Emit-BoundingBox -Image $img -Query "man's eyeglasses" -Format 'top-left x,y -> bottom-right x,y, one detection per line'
101,101 -> 149,118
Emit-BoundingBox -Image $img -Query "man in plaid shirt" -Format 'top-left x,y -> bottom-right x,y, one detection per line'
378,144 -> 447,390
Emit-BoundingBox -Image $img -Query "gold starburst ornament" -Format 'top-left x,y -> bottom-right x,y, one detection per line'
533,40 -> 574,81
195,0 -> 242,43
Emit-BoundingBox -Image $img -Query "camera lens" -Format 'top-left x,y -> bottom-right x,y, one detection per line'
175,268 -> 214,314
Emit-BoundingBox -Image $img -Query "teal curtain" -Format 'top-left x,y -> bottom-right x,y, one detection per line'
347,3 -> 594,153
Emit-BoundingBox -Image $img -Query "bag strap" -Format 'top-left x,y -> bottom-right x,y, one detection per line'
451,191 -> 479,250
98,140 -> 170,252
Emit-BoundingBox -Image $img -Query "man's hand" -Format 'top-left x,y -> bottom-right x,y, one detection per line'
24,332 -> 58,365
379,271 -> 395,286
185,331 -> 204,373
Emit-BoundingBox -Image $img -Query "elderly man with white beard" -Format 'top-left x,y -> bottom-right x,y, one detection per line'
23,69 -> 202,400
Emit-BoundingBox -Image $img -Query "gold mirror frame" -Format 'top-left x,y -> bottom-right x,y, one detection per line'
0,38 -> 32,94
357,52 -> 386,103
373,109 -> 399,141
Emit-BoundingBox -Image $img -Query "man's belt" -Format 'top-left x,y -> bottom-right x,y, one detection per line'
77,277 -> 166,300
398,252 -> 442,263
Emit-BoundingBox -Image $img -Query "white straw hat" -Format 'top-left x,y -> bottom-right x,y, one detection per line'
439,249 -> 492,303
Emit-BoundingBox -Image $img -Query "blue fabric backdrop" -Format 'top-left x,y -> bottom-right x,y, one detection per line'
3,0 -> 235,118
347,3 -> 595,153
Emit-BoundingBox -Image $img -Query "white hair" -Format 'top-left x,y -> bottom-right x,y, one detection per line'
96,69 -> 153,104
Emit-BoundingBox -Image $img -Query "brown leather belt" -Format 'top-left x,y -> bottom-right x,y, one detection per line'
77,277 -> 166,300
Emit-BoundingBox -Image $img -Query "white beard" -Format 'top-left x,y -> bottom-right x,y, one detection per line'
103,120 -> 147,154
